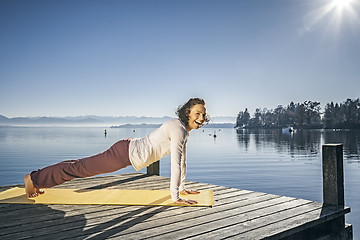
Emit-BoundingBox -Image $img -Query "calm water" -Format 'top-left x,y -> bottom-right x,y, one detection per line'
0,126 -> 359,238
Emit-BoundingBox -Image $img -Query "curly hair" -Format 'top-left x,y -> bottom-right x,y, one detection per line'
176,98 -> 210,127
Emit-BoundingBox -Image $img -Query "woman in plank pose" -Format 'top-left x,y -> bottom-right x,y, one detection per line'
24,98 -> 209,205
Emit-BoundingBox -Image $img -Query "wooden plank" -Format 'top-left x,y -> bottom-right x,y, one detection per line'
249,205 -> 350,239
147,161 -> 160,175
187,202 -> 324,239
0,184 -> 227,226
3,187 -> 236,233
64,194 -> 290,237
51,192 -> 276,240
111,197 -> 309,240
55,174 -> 168,189
0,174 -> 351,240
80,192 -> 268,228
0,187 -> 256,239
322,144 -> 344,206
0,174 -> 214,212
0,176 -> 228,237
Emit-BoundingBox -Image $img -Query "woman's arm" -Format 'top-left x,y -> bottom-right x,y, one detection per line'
169,121 -> 199,204
179,141 -> 187,191
179,141 -> 200,196
170,130 -> 187,202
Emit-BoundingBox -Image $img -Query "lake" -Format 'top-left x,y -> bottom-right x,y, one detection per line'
0,126 -> 359,238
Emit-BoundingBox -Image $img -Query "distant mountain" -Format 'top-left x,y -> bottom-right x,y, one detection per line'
210,116 -> 236,123
0,115 -> 235,126
83,116 -> 173,124
203,123 -> 235,128
111,122 -> 235,128
0,115 -> 8,120
0,115 -> 102,126
0,115 -> 10,124
111,123 -> 162,128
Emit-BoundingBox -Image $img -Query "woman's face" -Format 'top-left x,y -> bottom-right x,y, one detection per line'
187,104 -> 206,131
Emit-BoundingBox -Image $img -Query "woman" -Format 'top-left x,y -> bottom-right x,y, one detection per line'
24,98 -> 210,205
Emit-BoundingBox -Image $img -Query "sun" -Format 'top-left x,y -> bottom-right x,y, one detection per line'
331,0 -> 353,9
298,0 -> 358,38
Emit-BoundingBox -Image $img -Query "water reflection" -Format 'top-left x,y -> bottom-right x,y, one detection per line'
236,129 -> 250,151
236,128 -> 360,160
323,129 -> 360,160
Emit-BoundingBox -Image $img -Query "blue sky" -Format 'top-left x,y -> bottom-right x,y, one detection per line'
1,0 -> 359,118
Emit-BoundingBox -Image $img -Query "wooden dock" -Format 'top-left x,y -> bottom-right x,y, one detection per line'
0,173 -> 352,240
0,144 -> 353,239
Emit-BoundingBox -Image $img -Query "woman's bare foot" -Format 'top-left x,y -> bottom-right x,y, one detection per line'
24,174 -> 45,198
180,189 -> 200,195
174,198 -> 198,205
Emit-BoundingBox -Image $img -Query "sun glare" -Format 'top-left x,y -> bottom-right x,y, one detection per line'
332,0 -> 353,9
298,0 -> 358,37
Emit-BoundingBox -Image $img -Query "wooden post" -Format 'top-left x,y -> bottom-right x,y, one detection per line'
147,161 -> 160,176
322,144 -> 344,206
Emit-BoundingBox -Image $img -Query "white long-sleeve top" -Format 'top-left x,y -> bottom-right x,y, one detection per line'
128,119 -> 189,201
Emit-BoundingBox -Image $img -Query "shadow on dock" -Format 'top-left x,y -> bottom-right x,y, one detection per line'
82,206 -> 167,239
0,204 -> 86,239
75,174 -> 148,192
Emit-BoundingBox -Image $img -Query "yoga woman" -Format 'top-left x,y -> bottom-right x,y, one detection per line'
24,98 -> 210,205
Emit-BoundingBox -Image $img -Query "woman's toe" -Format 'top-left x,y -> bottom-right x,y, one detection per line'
29,193 -> 38,198
38,189 -> 45,194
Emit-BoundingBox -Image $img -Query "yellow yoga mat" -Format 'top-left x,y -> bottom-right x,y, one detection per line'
0,187 -> 214,207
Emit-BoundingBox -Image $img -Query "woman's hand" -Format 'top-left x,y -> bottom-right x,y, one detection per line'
174,198 -> 198,205
180,189 -> 200,195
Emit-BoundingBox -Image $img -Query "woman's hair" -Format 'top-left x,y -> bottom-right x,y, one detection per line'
176,98 -> 210,127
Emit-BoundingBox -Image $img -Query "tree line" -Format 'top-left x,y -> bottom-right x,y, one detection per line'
235,98 -> 360,129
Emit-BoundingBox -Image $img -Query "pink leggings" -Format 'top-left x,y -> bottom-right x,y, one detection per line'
30,139 -> 131,188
